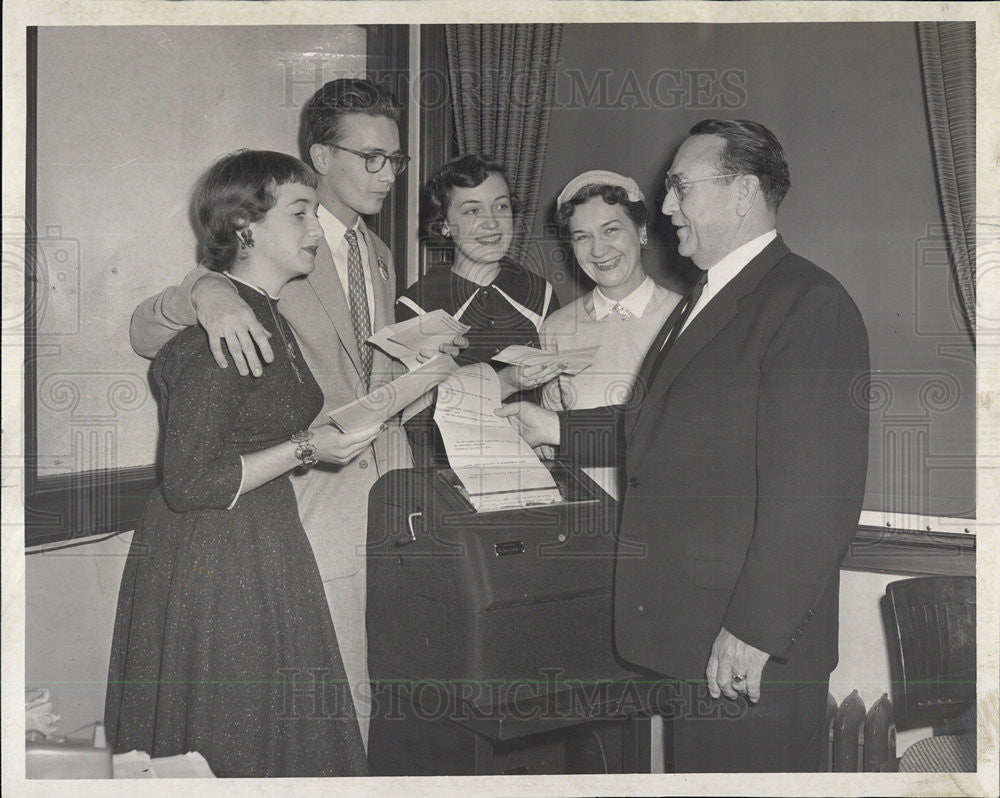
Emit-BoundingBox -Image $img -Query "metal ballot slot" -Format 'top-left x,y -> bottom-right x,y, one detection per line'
366,462 -> 627,687
366,463 -> 655,776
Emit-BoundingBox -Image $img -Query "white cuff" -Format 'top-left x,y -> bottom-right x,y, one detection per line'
227,455 -> 245,510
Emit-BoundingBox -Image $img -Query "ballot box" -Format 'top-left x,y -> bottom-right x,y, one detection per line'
366,463 -> 655,775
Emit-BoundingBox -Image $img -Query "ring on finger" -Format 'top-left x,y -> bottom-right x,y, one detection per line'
732,672 -> 748,683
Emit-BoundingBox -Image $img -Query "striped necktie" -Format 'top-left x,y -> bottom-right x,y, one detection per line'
344,229 -> 373,388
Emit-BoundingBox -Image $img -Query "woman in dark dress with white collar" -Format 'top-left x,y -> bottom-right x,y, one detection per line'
105,151 -> 379,777
396,153 -> 562,467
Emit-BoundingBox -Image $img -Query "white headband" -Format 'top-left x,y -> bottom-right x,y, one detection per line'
556,170 -> 645,209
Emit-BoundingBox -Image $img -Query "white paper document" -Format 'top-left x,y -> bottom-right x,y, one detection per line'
434,364 -> 562,512
113,750 -> 215,778
493,344 -> 600,376
328,356 -> 460,433
367,309 -> 470,371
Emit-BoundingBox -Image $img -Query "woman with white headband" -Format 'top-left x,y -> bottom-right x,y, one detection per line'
540,170 -> 683,500
397,153 -> 562,468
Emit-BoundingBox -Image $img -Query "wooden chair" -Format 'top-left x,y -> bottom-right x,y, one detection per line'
882,576 -> 976,772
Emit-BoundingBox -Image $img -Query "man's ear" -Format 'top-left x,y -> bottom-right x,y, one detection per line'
735,174 -> 761,217
309,143 -> 330,175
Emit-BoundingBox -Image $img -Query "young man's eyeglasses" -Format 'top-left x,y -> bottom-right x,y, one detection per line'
328,143 -> 410,175
665,173 -> 741,199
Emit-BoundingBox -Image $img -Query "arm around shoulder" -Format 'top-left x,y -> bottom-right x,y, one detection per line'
129,265 -> 232,358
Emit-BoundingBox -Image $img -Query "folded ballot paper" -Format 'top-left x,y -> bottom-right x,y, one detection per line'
367,309 -> 470,371
493,344 -> 600,376
328,355 -> 460,433
434,363 -> 562,512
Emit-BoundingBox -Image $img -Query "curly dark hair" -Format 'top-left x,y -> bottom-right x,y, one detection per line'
420,153 -> 521,241
554,184 -> 648,232
195,150 -> 318,272
688,119 -> 790,210
304,78 -> 403,153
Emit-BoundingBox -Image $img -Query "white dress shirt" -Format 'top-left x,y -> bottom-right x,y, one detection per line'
681,229 -> 777,334
318,204 -> 376,322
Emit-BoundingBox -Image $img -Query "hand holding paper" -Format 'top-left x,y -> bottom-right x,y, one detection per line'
493,344 -> 600,376
368,310 -> 470,371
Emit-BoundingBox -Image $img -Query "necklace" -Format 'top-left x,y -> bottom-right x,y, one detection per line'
265,298 -> 304,384
223,271 -> 303,383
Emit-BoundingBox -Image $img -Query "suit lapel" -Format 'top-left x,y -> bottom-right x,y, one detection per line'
306,236 -> 364,377
627,236 -> 790,440
359,218 -> 394,333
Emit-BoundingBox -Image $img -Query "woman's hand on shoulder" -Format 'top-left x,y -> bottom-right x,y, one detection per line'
311,423 -> 384,466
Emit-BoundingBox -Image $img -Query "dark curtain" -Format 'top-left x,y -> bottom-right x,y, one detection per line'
445,24 -> 564,269
917,22 -> 976,338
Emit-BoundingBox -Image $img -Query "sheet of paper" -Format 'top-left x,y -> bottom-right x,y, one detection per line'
113,750 -> 215,778
367,309 -> 470,371
148,751 -> 215,778
328,356 -> 459,433
493,344 -> 600,376
113,750 -> 154,779
434,364 -> 561,512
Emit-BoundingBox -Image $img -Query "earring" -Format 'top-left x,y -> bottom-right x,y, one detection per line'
640,232 -> 648,246
237,228 -> 254,250
441,226 -> 451,239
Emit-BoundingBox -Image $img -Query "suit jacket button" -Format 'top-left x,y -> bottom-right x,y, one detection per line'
807,609 -> 815,618
628,477 -> 639,488
359,460 -> 369,470
637,604 -> 644,612
790,633 -> 799,642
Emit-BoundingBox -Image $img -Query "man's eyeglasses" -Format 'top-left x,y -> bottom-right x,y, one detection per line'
328,143 -> 411,176
665,172 -> 741,199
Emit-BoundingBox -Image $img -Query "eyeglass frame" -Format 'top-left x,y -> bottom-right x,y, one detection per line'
326,143 -> 411,175
664,172 -> 742,199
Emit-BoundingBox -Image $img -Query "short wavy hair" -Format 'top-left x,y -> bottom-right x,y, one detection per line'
689,119 -> 790,210
195,150 -> 318,272
304,78 -> 403,152
420,153 -> 521,241
554,184 -> 648,232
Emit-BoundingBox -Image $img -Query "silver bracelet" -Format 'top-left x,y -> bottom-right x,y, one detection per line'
291,429 -> 318,469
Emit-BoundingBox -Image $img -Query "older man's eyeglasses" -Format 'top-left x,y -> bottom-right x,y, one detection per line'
328,143 -> 411,175
665,173 -> 741,199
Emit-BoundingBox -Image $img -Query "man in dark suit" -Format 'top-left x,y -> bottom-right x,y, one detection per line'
498,119 -> 870,771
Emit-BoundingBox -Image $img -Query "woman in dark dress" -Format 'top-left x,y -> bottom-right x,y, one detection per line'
104,151 -> 380,777
397,153 -> 563,466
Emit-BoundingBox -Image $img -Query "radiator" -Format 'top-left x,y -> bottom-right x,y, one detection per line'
828,691 -> 897,772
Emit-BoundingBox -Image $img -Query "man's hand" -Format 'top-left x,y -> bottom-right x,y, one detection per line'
494,402 -> 561,448
311,423 -> 384,466
706,627 -> 770,703
191,276 -> 274,376
497,361 -> 566,399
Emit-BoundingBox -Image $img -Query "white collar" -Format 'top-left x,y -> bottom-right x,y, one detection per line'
593,275 -> 655,319
223,270 -> 279,300
318,205 -> 364,248
704,229 -> 777,294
